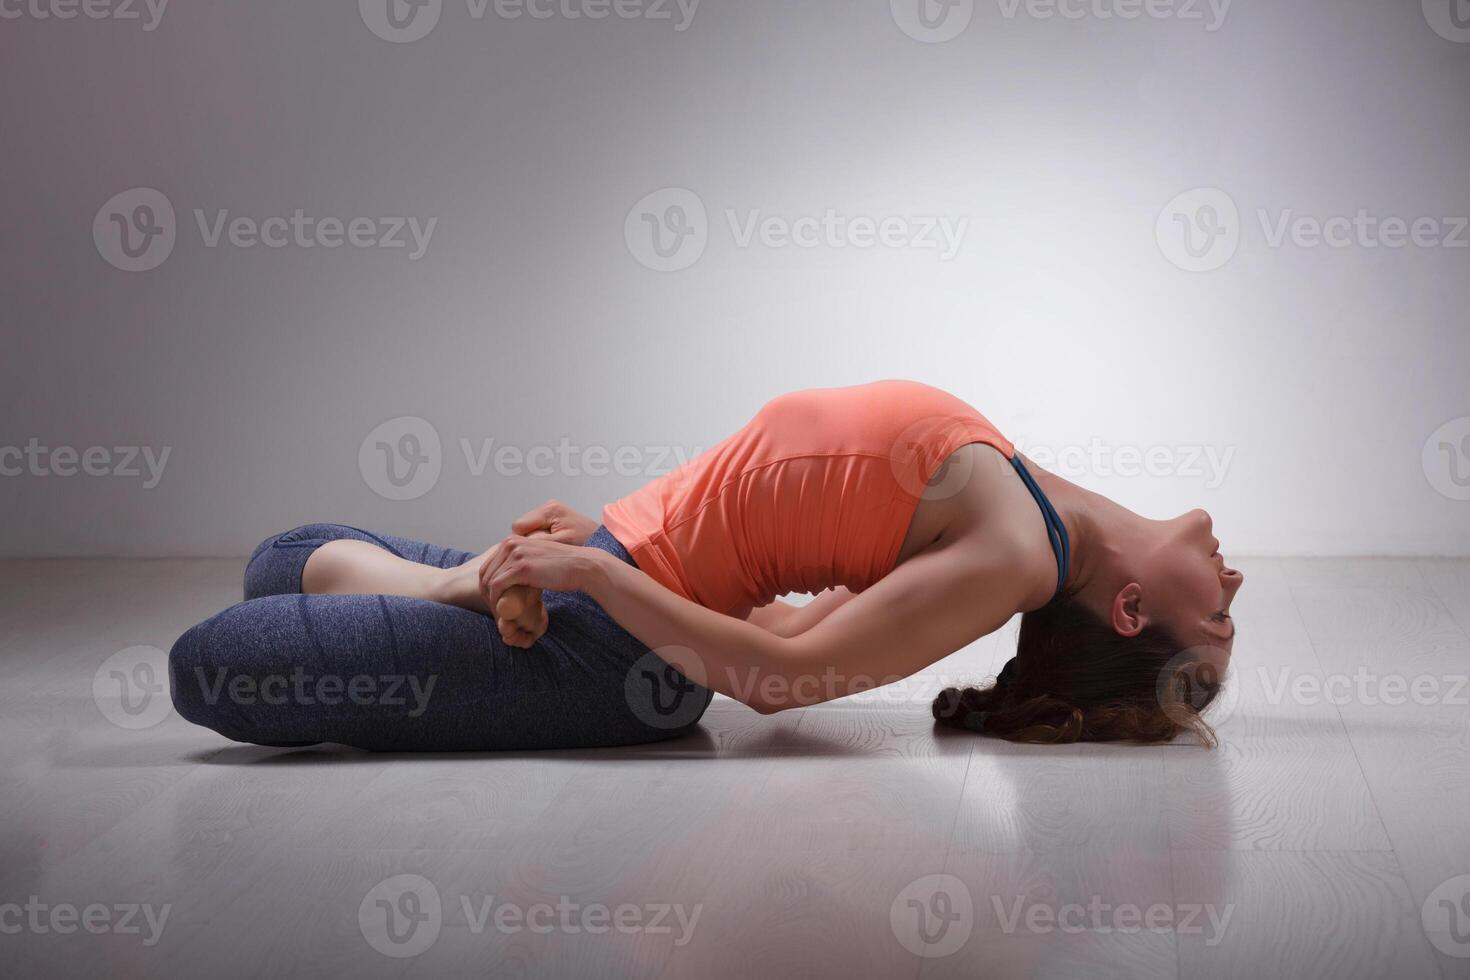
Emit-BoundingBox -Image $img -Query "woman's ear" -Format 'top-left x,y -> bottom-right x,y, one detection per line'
1110,582 -> 1147,637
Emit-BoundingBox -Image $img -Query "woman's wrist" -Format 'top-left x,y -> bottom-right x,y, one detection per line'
576,546 -> 618,600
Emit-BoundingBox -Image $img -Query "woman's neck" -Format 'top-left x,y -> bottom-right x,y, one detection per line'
1027,463 -> 1150,605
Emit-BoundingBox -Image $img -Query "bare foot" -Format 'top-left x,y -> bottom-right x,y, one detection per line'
494,586 -> 548,648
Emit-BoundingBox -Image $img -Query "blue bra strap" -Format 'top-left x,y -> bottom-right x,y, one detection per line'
1009,454 -> 1070,599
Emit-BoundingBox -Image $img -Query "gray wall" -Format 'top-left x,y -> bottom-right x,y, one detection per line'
2,0 -> 1468,557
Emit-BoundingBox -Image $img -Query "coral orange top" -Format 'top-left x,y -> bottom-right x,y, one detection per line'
601,380 -> 1015,615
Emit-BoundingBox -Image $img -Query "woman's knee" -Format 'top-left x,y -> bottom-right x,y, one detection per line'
243,524 -> 349,599
168,604 -> 322,747
619,652 -> 715,738
167,617 -> 220,730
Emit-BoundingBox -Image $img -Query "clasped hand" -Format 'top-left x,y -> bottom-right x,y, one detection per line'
482,500 -> 599,648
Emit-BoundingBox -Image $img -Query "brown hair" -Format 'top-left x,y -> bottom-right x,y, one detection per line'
931,595 -> 1223,746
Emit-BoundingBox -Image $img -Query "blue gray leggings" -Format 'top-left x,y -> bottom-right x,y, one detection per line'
168,524 -> 713,751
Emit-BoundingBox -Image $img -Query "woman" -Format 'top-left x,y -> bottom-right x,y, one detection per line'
169,380 -> 1241,751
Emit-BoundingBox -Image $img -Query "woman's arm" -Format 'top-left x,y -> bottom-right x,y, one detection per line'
480,533 -> 1031,712
743,588 -> 857,638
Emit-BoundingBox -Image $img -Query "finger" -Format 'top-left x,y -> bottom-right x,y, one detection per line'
486,562 -> 529,613
511,503 -> 556,536
479,537 -> 522,605
486,566 -> 512,611
479,541 -> 510,587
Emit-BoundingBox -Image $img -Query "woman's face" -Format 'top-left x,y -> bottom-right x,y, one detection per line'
1136,509 -> 1244,657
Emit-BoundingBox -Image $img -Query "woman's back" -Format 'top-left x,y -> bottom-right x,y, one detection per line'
602,380 -> 1015,615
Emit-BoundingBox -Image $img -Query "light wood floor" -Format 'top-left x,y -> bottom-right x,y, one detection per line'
1,557 -> 1468,979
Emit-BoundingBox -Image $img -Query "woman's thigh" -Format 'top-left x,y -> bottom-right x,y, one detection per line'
168,588 -> 712,752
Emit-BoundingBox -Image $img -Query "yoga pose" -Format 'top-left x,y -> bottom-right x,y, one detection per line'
169,380 -> 1241,751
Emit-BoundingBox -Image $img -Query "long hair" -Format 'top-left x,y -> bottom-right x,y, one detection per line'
931,595 -> 1224,746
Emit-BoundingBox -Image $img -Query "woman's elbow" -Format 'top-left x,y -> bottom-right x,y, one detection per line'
746,695 -> 789,716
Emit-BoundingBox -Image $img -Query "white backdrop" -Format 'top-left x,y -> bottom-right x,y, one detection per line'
2,0 -> 1467,557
